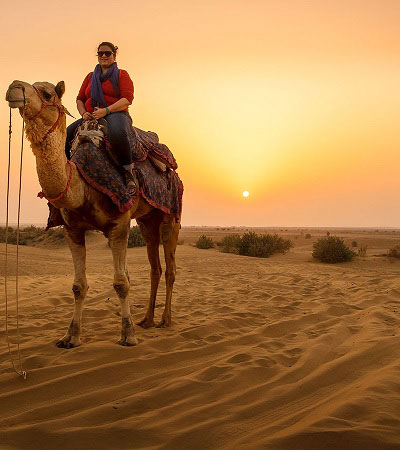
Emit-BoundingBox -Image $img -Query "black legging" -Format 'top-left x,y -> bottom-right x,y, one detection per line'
65,111 -> 136,168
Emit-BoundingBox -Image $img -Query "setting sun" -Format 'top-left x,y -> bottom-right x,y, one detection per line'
242,191 -> 249,198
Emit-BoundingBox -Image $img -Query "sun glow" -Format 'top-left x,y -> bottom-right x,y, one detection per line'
242,191 -> 249,198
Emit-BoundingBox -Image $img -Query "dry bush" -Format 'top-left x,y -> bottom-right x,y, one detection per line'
0,225 -> 48,245
312,236 -> 356,263
305,233 -> 312,239
128,226 -> 146,247
238,232 -> 293,258
195,235 -> 214,249
219,234 -> 242,254
388,245 -> 400,258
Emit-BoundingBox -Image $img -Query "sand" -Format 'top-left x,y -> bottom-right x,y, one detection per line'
1,228 -> 400,450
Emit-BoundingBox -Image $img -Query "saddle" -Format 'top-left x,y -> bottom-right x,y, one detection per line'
46,119 -> 183,230
70,119 -> 177,173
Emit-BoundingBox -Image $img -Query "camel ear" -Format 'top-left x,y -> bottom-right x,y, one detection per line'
55,81 -> 65,99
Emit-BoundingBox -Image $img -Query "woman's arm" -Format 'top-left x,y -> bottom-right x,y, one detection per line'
76,73 -> 93,120
76,99 -> 86,116
92,98 -> 130,119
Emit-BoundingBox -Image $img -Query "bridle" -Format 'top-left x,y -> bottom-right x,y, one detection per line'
30,85 -> 74,137
27,85 -> 76,202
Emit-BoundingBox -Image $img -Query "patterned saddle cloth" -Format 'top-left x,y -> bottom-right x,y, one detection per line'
68,120 -> 183,217
71,143 -> 183,217
70,119 -> 178,170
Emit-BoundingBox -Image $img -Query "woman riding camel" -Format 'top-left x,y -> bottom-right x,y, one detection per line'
65,41 -> 136,187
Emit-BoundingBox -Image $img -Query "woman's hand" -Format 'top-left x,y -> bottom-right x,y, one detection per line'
82,111 -> 93,121
92,107 -> 107,120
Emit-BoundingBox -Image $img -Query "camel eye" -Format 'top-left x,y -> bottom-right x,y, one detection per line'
42,90 -> 52,101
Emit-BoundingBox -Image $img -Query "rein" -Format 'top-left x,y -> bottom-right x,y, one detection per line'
4,106 -> 27,380
4,85 -> 75,379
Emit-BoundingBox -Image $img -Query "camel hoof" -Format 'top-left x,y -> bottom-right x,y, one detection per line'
137,318 -> 155,329
156,319 -> 171,328
117,337 -> 138,347
56,339 -> 80,349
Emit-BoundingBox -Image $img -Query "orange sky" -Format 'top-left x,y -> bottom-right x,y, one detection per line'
1,0 -> 400,226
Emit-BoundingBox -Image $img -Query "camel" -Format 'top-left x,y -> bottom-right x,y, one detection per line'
6,80 -> 181,347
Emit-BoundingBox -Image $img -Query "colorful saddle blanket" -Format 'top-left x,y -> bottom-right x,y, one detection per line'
71,120 -> 178,170
132,127 -> 178,169
71,141 -> 183,217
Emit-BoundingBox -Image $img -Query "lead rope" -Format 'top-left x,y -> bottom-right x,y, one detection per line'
5,101 -> 27,380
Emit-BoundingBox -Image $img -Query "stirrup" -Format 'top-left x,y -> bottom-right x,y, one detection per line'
124,169 -> 136,189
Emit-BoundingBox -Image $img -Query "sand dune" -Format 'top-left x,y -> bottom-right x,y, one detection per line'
1,229 -> 400,449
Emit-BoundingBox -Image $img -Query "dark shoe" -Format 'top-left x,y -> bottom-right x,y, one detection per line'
124,169 -> 136,190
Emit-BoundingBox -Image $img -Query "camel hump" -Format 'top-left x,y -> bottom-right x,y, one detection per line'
71,119 -> 178,172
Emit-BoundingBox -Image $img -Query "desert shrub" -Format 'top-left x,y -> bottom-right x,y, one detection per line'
219,234 -> 241,254
312,236 -> 356,263
358,245 -> 368,257
388,245 -> 400,258
177,238 -> 185,245
47,228 -> 65,240
0,227 -> 16,244
351,241 -> 358,247
128,226 -> 146,247
0,225 -> 48,245
305,233 -> 312,239
238,232 -> 293,258
195,235 -> 214,249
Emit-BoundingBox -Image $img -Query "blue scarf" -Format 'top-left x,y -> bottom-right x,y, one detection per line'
91,62 -> 120,108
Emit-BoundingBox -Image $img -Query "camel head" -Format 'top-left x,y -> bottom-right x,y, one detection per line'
6,80 -> 67,143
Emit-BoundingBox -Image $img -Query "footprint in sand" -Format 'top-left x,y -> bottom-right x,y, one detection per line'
254,356 -> 277,367
196,365 -> 234,382
283,347 -> 302,357
206,334 -> 224,343
226,353 -> 252,364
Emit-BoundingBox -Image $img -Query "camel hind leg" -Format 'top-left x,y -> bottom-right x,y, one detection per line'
136,211 -> 163,328
57,227 -> 88,348
157,214 -> 180,328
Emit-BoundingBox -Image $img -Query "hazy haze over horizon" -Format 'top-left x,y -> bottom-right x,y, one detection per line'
1,0 -> 399,227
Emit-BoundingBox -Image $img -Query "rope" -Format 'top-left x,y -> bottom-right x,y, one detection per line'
4,104 -> 27,380
37,160 -> 74,202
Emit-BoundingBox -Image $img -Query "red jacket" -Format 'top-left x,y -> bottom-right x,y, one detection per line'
77,69 -> 134,113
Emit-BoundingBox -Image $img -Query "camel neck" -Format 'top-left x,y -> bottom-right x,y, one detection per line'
29,126 -> 85,209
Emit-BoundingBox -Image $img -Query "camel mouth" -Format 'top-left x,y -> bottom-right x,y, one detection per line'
8,100 -> 26,108
6,85 -> 27,108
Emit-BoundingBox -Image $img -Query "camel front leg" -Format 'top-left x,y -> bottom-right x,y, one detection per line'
109,222 -> 138,346
158,216 -> 180,328
57,228 -> 88,348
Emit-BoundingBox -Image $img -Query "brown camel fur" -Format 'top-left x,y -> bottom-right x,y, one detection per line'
6,80 -> 181,347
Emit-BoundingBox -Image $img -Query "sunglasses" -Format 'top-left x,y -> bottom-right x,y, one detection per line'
97,51 -> 113,57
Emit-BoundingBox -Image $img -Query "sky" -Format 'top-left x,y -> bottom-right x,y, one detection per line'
1,0 -> 400,227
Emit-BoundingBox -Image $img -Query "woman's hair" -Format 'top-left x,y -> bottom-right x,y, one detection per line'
97,41 -> 118,55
